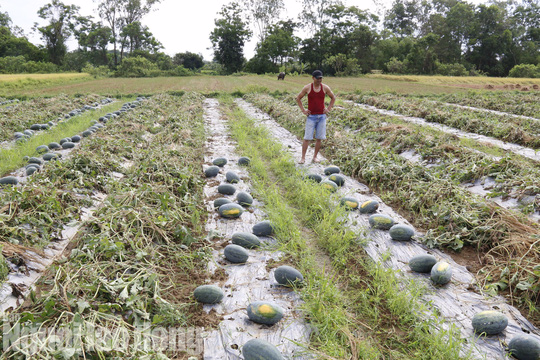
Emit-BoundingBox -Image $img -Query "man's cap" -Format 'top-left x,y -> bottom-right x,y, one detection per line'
312,70 -> 323,79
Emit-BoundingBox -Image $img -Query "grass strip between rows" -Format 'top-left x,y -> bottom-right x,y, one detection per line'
220,96 -> 469,360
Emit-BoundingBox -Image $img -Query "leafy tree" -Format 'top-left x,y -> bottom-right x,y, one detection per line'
241,0 -> 284,42
34,0 -> 80,65
95,0 -> 161,65
210,2 -> 251,74
115,55 -> 158,77
298,0 -> 342,36
0,27 -> 45,61
173,52 -> 204,70
384,0 -> 420,38
77,21 -> 113,66
120,21 -> 162,56
256,20 -> 299,67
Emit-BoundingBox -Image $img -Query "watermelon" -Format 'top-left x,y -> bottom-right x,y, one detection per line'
213,157 -> 227,167
471,310 -> 508,335
508,334 -> 540,360
253,221 -> 274,237
389,224 -> 415,241
48,142 -> 61,150
43,153 -> 58,161
59,138 -> 71,145
218,184 -> 236,195
0,176 -> 18,185
408,254 -> 437,273
224,244 -> 249,263
243,339 -> 283,360
30,124 -> 41,131
71,135 -> 81,143
232,232 -> 261,249
359,200 -> 379,214
328,174 -> 345,186
236,191 -> 253,207
28,157 -> 43,165
205,166 -> 220,178
274,266 -> 303,287
305,173 -> 322,183
238,157 -> 251,166
194,285 -> 224,304
214,198 -> 232,209
324,166 -> 340,175
430,261 -> 452,285
62,142 -> 76,149
226,171 -> 240,184
368,214 -> 395,230
82,130 -> 92,137
26,167 -> 38,176
321,179 -> 338,192
247,301 -> 284,325
36,145 -> 49,153
340,197 -> 359,210
218,203 -> 244,219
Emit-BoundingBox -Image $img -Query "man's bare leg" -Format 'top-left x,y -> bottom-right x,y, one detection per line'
312,139 -> 322,163
300,140 -> 310,164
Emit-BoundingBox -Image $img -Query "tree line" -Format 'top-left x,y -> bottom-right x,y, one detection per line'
0,0 -> 538,78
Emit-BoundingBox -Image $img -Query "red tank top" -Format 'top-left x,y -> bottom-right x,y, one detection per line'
308,83 -> 325,115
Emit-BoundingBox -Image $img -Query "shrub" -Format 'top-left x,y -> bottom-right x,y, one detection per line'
385,57 -> 407,74
435,63 -> 468,76
508,63 -> 540,78
115,56 -> 159,77
82,64 -> 110,78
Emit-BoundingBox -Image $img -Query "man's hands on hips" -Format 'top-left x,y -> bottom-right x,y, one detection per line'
302,109 -> 311,116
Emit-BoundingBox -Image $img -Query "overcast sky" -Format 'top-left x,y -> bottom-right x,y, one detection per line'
0,0 -> 485,61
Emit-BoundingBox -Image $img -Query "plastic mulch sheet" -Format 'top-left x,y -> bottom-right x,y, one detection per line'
236,98 -> 540,360
202,99 -> 311,360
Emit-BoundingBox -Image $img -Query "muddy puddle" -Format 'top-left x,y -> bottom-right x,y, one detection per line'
237,98 -> 540,360
347,101 -> 540,162
202,99 -> 311,359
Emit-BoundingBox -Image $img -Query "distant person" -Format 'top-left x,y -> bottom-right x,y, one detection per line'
296,70 -> 336,164
278,72 -> 285,80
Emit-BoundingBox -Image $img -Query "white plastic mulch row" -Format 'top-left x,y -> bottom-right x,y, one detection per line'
347,101 -> 540,162
236,98 -> 539,360
201,99 -> 311,360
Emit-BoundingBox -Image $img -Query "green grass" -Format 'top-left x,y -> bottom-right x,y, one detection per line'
221,96 -> 468,359
0,101 -> 126,177
0,74 -> 477,97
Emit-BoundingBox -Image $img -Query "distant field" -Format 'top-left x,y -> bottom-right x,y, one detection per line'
0,74 -> 496,97
1,73 -> 538,96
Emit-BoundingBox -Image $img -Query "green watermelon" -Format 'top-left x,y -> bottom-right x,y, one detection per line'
205,166 -> 220,178
321,179 -> 338,192
408,254 -> 437,273
213,157 -> 227,167
226,171 -> 240,184
218,183 -> 236,195
430,261 -> 452,285
0,176 -> 18,185
274,266 -> 303,287
214,198 -> 232,209
508,334 -> 540,360
236,191 -> 253,207
471,310 -> 508,335
389,224 -> 414,241
340,197 -> 359,210
218,203 -> 244,219
194,285 -> 224,304
247,301 -> 284,325
328,174 -> 345,186
253,221 -> 274,237
238,157 -> 251,166
36,145 -> 49,153
324,166 -> 340,175
243,339 -> 283,360
232,232 -> 261,249
305,173 -> 322,183
368,214 -> 395,230
359,200 -> 379,214
224,244 -> 249,263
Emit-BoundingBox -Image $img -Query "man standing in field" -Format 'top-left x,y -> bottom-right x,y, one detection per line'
296,70 -> 336,164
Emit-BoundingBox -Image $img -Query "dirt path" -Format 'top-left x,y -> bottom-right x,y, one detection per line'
236,98 -> 539,360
